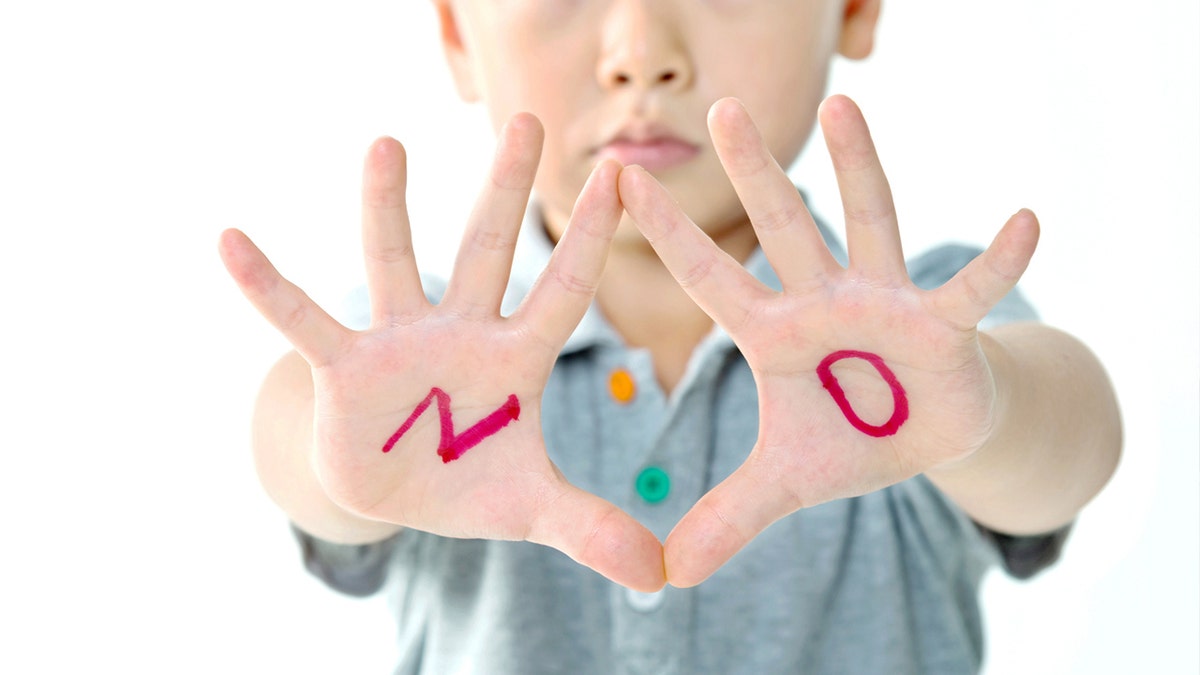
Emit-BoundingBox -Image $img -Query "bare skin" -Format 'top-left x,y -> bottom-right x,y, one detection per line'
220,116 -> 666,593
222,0 -> 1120,591
617,95 -> 1120,586
222,96 -> 1120,590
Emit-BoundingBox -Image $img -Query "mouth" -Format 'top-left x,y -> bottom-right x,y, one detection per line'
593,123 -> 701,172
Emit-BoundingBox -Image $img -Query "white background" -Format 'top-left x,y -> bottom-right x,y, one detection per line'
1,1 -> 1196,673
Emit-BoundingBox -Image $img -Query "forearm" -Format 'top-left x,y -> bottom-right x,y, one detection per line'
252,351 -> 403,545
926,322 -> 1122,535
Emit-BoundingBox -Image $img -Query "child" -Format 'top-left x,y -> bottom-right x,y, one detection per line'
219,1 -> 1122,672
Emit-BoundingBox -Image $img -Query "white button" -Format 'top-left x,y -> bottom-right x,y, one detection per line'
625,587 -> 666,612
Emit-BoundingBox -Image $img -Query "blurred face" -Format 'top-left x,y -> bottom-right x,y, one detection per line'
437,0 -> 877,249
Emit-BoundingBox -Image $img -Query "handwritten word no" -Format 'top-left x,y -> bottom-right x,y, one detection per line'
816,350 -> 908,438
381,387 -> 520,463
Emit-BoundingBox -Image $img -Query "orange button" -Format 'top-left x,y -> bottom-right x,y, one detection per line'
609,368 -> 636,404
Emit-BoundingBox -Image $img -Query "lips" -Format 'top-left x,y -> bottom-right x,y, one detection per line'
594,123 -> 701,171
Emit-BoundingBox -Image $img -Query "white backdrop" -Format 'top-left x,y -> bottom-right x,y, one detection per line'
1,1 -> 1196,673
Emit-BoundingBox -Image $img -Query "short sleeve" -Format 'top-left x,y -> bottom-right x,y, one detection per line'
291,525 -> 401,597
976,523 -> 1073,580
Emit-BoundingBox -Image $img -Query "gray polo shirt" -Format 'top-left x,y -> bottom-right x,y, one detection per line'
296,205 -> 1066,674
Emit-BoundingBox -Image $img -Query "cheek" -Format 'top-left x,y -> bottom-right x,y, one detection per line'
474,39 -> 596,176
730,60 -> 829,171
469,8 -> 597,128
694,13 -> 838,167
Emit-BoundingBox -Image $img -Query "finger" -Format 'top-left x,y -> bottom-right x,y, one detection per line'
819,95 -> 907,281
662,458 -> 797,588
362,137 -> 427,321
527,482 -> 666,593
931,209 -> 1040,329
442,113 -> 543,316
218,228 -> 349,366
513,159 -> 622,347
618,165 -> 772,333
708,98 -> 840,291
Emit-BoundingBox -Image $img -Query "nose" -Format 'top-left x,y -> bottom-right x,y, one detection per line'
596,0 -> 691,92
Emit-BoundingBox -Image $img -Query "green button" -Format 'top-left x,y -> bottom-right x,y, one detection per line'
636,466 -> 671,503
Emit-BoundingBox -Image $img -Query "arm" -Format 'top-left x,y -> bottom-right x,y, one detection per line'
926,323 -> 1121,535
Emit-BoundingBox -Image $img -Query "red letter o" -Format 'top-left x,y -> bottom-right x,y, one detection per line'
816,350 -> 909,438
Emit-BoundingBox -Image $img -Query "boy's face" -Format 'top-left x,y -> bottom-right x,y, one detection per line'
435,0 -> 880,247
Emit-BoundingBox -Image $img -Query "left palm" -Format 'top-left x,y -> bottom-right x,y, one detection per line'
619,95 -> 1039,587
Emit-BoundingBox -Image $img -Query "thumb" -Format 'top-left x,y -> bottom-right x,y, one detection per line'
526,482 -> 665,593
663,458 -> 798,587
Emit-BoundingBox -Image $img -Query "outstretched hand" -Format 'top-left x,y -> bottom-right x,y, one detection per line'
220,115 -> 665,592
619,95 -> 1039,587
